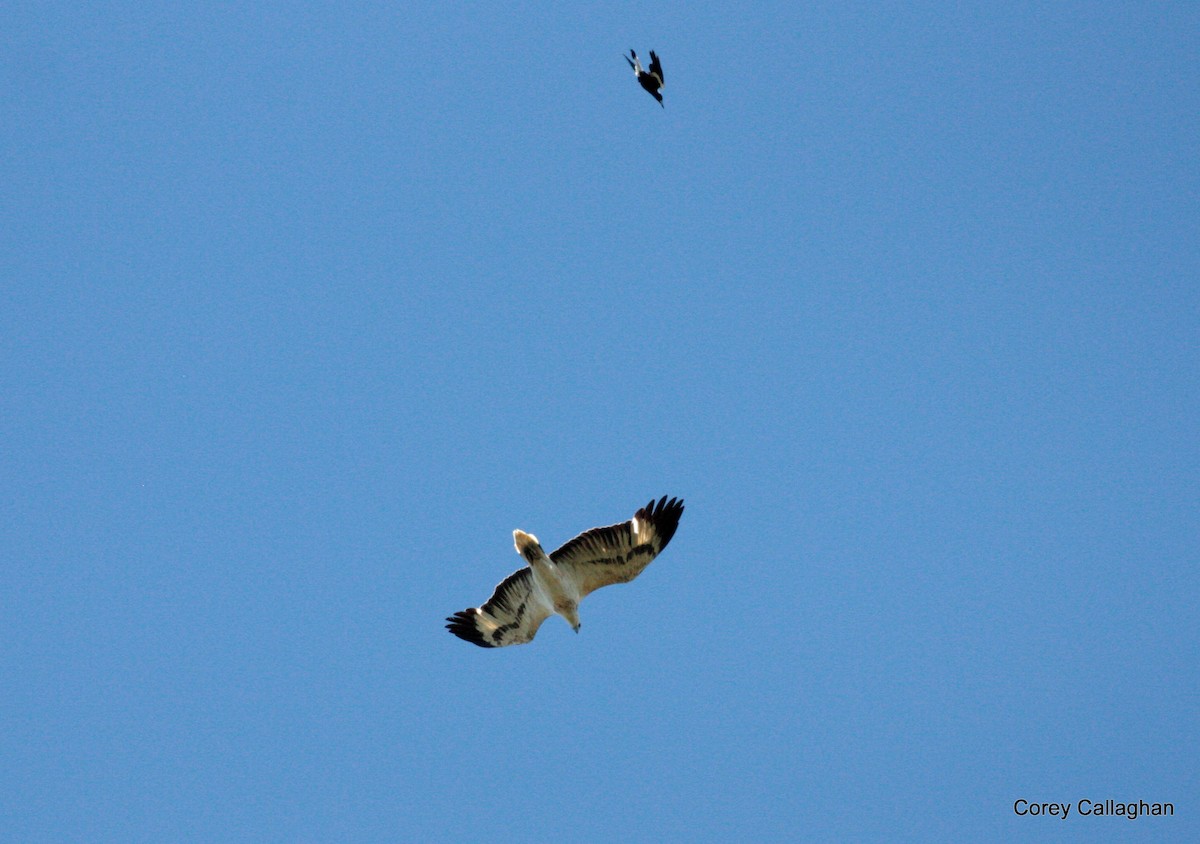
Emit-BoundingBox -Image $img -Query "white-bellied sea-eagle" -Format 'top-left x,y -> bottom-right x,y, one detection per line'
446,496 -> 685,648
625,49 -> 664,107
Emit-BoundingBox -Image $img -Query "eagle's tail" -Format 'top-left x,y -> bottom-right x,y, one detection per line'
513,530 -> 545,563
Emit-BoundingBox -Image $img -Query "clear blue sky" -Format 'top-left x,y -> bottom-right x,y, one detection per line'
3,2 -> 1197,841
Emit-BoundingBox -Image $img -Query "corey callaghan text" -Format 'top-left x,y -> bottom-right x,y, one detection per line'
1013,799 -> 1174,820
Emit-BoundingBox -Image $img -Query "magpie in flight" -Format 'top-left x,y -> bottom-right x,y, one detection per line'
626,49 -> 664,107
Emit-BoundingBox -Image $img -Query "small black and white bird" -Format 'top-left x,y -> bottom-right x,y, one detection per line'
626,49 -> 664,107
446,496 -> 685,648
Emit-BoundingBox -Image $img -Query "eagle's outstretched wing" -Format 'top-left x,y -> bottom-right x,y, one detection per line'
445,568 -> 554,648
551,496 -> 684,598
648,50 -> 664,87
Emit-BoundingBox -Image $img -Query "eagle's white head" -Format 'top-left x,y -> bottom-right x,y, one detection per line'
561,603 -> 581,634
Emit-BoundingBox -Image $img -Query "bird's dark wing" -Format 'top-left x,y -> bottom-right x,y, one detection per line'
445,567 -> 553,648
648,51 -> 664,86
551,496 -> 684,598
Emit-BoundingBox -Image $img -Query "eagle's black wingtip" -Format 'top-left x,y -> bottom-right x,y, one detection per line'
640,495 -> 684,550
446,609 -> 495,648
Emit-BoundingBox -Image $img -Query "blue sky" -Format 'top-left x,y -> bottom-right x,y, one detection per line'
3,2 -> 1197,841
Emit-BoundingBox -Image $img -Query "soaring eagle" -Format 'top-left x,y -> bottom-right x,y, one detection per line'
446,496 -> 685,648
625,49 -> 664,107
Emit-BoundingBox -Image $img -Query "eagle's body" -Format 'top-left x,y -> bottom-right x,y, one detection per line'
626,49 -> 664,107
446,496 -> 685,647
